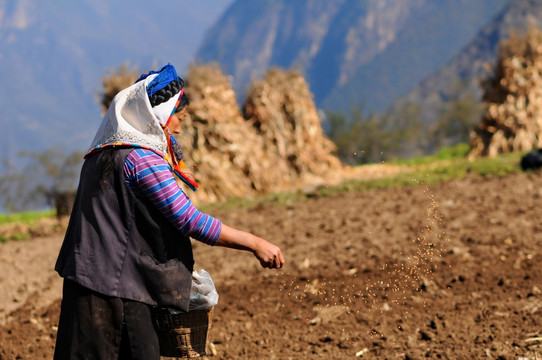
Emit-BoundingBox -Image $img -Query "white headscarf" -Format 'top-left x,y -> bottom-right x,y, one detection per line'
87,73 -> 182,157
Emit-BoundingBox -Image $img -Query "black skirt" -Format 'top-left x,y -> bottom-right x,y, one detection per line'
53,279 -> 160,360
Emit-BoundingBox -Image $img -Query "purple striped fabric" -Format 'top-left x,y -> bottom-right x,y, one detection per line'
124,148 -> 221,245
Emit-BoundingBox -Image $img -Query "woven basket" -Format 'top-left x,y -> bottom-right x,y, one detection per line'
156,307 -> 214,358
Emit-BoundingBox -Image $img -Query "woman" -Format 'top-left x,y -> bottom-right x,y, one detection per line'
53,64 -> 284,359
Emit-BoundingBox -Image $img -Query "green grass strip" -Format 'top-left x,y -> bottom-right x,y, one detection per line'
0,209 -> 56,226
203,149 -> 527,212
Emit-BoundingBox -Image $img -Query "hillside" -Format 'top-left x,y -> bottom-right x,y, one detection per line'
195,0 -> 508,112
1,0 -> 524,163
391,0 -> 542,130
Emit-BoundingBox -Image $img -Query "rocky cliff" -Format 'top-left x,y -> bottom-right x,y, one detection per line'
196,0 -> 508,113
392,0 -> 542,132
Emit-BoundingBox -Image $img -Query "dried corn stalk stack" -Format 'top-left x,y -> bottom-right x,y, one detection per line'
177,65 -> 343,204
178,63 -> 264,203
243,68 -> 343,186
469,27 -> 542,158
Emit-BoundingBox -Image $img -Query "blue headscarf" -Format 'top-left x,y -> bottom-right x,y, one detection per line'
135,63 -> 179,98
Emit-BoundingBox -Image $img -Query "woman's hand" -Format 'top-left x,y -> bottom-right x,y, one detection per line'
215,224 -> 285,269
252,237 -> 284,269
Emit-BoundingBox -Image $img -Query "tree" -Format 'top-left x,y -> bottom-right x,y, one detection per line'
0,148 -> 83,214
325,105 -> 423,164
431,94 -> 483,151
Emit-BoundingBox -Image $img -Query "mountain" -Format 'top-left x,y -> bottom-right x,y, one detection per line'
195,0 -> 509,112
0,0 -> 233,160
391,0 -> 542,124
4,0 -> 538,165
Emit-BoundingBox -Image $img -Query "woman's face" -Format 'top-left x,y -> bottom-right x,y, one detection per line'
167,106 -> 187,134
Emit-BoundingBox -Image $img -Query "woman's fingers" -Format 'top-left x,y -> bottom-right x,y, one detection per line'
257,242 -> 284,269
259,248 -> 284,269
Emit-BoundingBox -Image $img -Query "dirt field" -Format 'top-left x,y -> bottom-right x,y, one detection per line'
1,171 -> 542,359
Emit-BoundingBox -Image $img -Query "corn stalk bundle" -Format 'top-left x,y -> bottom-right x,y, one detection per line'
469,27 -> 542,158
243,69 -> 343,184
176,65 -> 343,204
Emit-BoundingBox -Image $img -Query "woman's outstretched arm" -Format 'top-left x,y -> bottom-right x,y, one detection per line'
216,224 -> 285,269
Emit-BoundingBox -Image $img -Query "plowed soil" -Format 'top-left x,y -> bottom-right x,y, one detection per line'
1,172 -> 542,359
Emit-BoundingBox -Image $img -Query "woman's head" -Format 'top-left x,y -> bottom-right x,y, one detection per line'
148,77 -> 184,108
88,63 -> 186,158
176,92 -> 189,112
167,93 -> 189,134
132,64 -> 185,126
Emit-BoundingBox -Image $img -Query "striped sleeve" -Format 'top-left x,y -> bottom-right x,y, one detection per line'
124,148 -> 221,245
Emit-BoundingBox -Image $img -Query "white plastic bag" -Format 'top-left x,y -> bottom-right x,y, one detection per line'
189,269 -> 219,311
